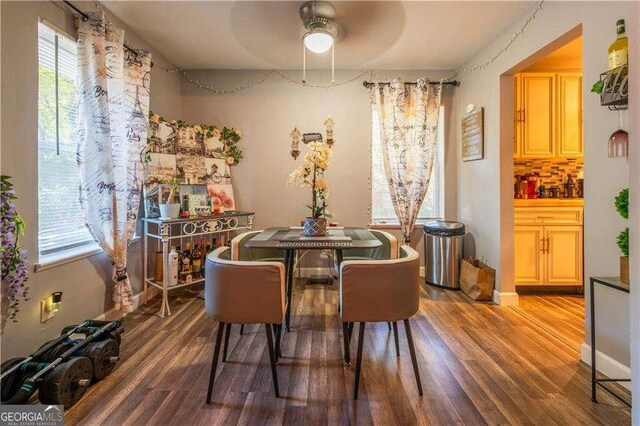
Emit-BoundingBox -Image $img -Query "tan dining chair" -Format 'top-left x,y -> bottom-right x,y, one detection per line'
340,245 -> 423,399
229,230 -> 286,342
341,229 -> 399,261
204,246 -> 286,401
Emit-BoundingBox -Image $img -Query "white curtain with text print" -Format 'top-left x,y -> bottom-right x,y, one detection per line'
76,11 -> 151,312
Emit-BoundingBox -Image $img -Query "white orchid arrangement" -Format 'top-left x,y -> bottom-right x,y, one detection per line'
288,141 -> 332,219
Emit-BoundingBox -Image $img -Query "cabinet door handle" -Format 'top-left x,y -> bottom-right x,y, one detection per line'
540,238 -> 546,253
545,237 -> 550,254
537,216 -> 554,219
522,108 -> 525,123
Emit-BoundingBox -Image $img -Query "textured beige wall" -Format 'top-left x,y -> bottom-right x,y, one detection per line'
456,1 -> 634,366
180,69 -> 459,266
0,1 -> 181,359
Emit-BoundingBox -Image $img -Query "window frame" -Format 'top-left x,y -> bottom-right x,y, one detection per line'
36,19 -> 100,269
369,105 -> 446,226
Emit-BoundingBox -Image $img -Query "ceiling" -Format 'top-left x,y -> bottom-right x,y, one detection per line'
102,1 -> 534,70
524,36 -> 583,71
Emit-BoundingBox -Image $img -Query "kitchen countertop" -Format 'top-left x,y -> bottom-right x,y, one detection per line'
514,199 -> 584,207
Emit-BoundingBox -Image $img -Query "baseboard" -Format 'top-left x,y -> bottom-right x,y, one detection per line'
580,343 -> 632,391
94,287 -> 160,321
492,290 -> 519,306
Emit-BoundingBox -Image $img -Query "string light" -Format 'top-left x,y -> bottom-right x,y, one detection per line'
449,0 -> 544,79
162,0 -> 544,94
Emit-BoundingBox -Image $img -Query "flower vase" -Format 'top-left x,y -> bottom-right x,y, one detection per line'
159,203 -> 180,219
303,217 -> 327,237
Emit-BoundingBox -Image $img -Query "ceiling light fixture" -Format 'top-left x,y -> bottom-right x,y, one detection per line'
299,1 -> 340,83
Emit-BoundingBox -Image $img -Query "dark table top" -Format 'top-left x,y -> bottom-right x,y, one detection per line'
590,276 -> 630,293
245,227 -> 382,250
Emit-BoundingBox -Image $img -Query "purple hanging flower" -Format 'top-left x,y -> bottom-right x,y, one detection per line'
1,175 -> 30,322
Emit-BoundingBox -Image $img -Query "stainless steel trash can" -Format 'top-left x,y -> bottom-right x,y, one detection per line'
423,221 -> 465,289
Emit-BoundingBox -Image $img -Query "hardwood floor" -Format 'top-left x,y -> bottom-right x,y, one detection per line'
66,282 -> 631,425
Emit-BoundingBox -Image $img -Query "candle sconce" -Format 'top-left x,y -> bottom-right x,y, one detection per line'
325,116 -> 334,146
290,127 -> 301,159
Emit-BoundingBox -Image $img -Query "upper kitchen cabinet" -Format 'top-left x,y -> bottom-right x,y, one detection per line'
514,72 -> 583,159
557,73 -> 583,156
520,73 -> 556,157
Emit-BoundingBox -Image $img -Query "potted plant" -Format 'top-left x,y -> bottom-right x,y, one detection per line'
288,141 -> 332,236
159,177 -> 180,219
615,188 -> 629,284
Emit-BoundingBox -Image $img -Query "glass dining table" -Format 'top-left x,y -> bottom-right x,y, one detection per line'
245,227 -> 382,331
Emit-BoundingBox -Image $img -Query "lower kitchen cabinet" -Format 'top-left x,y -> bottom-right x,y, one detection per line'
514,206 -> 583,287
546,226 -> 583,285
514,226 -> 545,285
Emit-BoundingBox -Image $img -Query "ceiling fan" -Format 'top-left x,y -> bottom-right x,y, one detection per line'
299,1 -> 340,83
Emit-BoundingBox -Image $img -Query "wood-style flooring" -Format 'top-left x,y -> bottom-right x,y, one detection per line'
65,282 -> 631,425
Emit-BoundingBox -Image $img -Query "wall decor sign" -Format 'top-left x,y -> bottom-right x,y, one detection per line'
143,111 -> 241,217
461,107 -> 484,162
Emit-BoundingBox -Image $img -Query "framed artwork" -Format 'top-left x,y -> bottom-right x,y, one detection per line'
147,121 -> 177,154
462,107 -> 484,161
144,184 -> 178,218
204,158 -> 232,185
144,153 -> 177,186
204,135 -> 226,158
176,154 -> 206,185
175,127 -> 204,156
207,184 -> 235,211
187,194 -> 208,215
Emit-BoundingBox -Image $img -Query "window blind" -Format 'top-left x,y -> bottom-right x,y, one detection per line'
371,106 -> 445,223
38,23 -> 96,257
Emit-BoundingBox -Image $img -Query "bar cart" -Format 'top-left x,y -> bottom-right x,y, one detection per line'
142,212 -> 254,318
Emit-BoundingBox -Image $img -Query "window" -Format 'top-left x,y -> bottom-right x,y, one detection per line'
38,22 -> 96,259
370,106 -> 445,224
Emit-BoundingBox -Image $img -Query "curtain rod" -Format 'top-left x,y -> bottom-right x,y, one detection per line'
362,80 -> 459,88
62,0 -> 147,63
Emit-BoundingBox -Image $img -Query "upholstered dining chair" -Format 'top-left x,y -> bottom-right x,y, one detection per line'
340,245 -> 423,399
229,230 -> 286,339
204,246 -> 286,401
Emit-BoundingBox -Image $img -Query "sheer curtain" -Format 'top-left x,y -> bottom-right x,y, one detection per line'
372,79 -> 442,242
76,12 -> 151,312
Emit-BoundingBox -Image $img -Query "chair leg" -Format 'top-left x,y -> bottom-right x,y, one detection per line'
403,319 -> 423,396
342,322 -> 351,365
206,321 -> 225,404
348,322 -> 354,342
240,324 -> 245,335
387,322 -> 392,331
264,323 -> 280,398
392,322 -> 400,358
275,323 -> 282,361
353,322 -> 366,400
222,323 -> 231,362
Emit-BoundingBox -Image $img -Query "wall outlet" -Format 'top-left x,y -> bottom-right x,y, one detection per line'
40,299 -> 55,323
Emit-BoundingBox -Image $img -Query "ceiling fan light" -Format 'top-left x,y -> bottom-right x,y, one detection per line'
304,30 -> 334,53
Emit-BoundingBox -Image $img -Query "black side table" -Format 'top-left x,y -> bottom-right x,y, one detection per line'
589,276 -> 631,407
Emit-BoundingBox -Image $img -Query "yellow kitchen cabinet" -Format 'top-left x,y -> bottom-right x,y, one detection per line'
514,207 -> 583,286
513,72 -> 583,158
546,225 -> 583,285
520,73 -> 555,157
557,73 -> 583,157
514,226 -> 545,285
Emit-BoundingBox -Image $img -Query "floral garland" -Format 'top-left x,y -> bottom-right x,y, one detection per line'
147,111 -> 243,165
1,175 -> 30,323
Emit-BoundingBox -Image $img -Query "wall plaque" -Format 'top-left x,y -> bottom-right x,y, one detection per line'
462,107 -> 484,161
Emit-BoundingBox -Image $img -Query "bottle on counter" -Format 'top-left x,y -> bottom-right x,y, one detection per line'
608,19 -> 628,71
168,246 -> 179,287
181,242 -> 193,283
192,243 -> 202,279
565,173 -> 576,199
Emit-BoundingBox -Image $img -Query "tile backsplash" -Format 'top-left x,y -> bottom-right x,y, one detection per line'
514,157 -> 584,187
